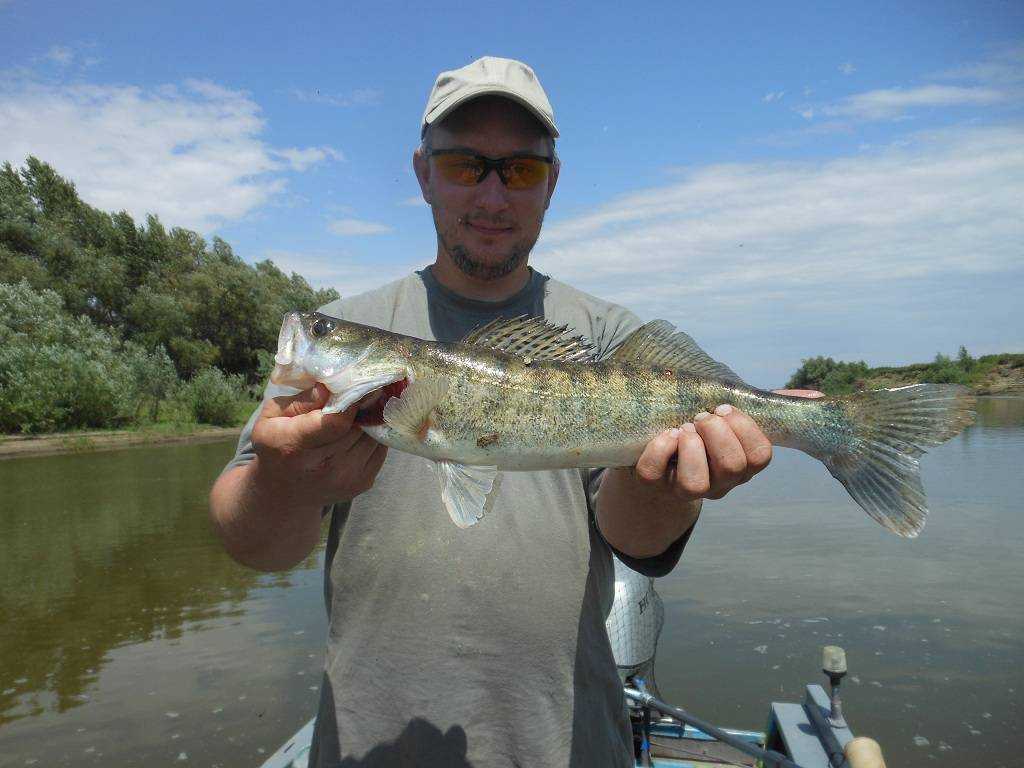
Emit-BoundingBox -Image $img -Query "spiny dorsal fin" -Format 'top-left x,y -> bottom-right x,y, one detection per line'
461,315 -> 597,362
610,320 -> 745,384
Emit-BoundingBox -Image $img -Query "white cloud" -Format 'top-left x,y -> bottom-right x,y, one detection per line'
838,62 -> 856,76
46,46 -> 73,66
263,250 -> 419,296
535,124 -> 1023,329
819,84 -> 1006,121
0,77 -> 342,232
327,218 -> 392,236
274,146 -> 345,171
400,195 -> 427,207
288,87 -> 382,107
763,91 -> 785,103
801,49 -> 1023,124
937,44 -> 1024,86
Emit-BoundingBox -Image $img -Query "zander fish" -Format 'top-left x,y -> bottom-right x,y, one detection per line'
271,311 -> 976,536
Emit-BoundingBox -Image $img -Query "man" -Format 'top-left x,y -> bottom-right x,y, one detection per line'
210,57 -> 787,767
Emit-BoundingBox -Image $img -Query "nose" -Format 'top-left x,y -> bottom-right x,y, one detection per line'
474,168 -> 511,214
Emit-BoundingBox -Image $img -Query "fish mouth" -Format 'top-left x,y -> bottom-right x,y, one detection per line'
354,379 -> 408,426
271,312 -> 315,388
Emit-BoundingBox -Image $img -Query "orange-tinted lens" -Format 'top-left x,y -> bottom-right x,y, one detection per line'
502,158 -> 550,189
433,154 -> 484,185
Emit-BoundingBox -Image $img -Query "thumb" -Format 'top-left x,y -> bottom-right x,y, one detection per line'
261,383 -> 333,419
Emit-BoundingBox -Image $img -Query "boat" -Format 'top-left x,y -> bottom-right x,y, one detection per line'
260,559 -> 886,768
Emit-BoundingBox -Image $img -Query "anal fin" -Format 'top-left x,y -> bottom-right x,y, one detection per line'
433,461 -> 502,528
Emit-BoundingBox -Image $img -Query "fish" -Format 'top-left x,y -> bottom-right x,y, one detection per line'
271,311 -> 976,536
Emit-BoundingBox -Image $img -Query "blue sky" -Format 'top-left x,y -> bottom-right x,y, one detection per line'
1,1 -> 1022,385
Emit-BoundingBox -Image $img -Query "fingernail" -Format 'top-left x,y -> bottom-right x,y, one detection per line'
714,404 -> 733,416
693,411 -> 711,422
668,427 -> 680,439
681,422 -> 696,433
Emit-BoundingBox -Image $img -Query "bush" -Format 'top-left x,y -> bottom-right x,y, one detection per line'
0,281 -> 182,432
173,367 -> 250,426
786,355 -> 869,395
1,281 -> 128,431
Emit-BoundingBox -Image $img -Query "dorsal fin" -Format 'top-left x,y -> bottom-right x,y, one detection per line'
461,315 -> 597,362
610,320 -> 745,384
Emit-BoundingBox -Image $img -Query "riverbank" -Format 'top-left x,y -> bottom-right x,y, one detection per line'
0,424 -> 242,460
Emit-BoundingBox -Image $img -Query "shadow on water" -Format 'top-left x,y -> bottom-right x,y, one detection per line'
0,441 -> 285,725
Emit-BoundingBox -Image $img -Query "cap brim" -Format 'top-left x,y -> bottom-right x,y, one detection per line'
423,84 -> 559,138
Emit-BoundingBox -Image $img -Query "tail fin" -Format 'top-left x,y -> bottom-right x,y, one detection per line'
825,384 -> 976,537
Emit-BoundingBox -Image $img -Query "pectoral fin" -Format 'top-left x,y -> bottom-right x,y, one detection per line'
382,378 -> 450,439
433,461 -> 503,528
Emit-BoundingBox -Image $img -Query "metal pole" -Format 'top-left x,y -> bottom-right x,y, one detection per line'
623,688 -> 808,768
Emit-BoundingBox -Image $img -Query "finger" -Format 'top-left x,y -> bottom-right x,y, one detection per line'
634,429 -> 681,484
772,388 -> 824,398
307,430 -> 380,475
712,404 -> 773,477
692,411 -> 747,493
673,423 -> 710,498
260,383 -> 330,419
362,442 -> 389,476
289,404 -> 360,450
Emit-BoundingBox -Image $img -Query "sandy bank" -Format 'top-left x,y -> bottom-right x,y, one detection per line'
0,426 -> 241,460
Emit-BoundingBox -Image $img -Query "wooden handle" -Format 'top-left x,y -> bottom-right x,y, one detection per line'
844,737 -> 886,768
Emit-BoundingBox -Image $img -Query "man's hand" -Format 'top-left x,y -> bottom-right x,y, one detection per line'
597,390 -> 823,560
209,383 -> 388,571
251,383 -> 389,510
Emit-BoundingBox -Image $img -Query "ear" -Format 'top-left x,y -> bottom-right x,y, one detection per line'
544,157 -> 560,211
413,147 -> 432,205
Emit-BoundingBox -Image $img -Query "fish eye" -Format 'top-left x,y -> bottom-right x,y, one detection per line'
311,317 -> 335,337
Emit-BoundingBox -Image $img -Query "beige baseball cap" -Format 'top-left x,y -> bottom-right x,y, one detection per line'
421,56 -> 559,139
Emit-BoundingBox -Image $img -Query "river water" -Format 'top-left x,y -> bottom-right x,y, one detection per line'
1,397 -> 1021,767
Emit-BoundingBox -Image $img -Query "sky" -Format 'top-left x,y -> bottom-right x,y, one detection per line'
1,0 -> 1022,386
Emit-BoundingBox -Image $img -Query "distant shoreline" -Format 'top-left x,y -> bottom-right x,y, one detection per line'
0,425 -> 241,460
3,392 -> 1022,461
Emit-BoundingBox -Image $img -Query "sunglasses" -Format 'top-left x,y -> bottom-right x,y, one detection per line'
427,149 -> 554,190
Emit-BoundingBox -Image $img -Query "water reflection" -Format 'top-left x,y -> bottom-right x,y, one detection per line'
0,442 -> 311,726
654,396 -> 1024,767
1,398 -> 1021,767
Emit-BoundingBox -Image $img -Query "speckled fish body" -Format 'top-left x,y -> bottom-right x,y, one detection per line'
272,311 -> 976,535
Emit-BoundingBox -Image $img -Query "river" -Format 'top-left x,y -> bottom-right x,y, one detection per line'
1,397 -> 1021,766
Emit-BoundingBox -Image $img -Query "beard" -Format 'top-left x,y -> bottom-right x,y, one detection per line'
434,209 -> 542,281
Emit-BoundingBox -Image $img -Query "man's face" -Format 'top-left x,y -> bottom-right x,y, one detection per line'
414,97 -> 559,281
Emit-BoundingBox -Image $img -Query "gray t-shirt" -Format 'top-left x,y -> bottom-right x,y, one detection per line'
226,268 -> 691,767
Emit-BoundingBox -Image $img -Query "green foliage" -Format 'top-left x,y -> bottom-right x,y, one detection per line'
927,352 -> 970,385
0,157 -> 339,434
0,281 -> 173,432
173,367 -> 252,427
786,344 -> 1022,395
786,356 -> 870,395
0,157 -> 338,384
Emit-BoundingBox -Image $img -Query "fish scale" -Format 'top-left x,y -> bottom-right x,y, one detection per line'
272,310 -> 976,534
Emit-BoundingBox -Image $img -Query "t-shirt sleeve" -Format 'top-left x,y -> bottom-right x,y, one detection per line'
584,467 -> 695,578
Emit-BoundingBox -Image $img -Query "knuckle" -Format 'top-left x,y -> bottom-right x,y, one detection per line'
717,453 -> 747,477
678,476 -> 709,498
635,463 -> 662,483
748,443 -> 773,468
